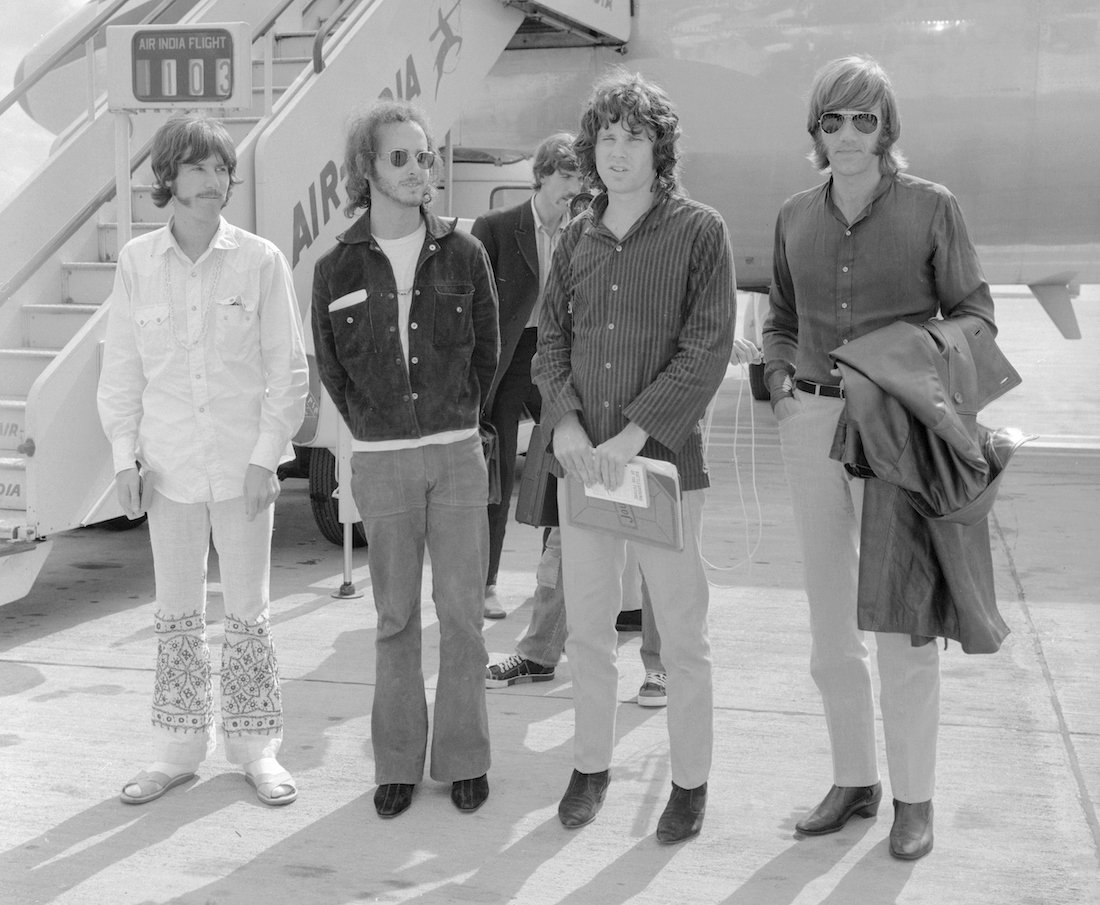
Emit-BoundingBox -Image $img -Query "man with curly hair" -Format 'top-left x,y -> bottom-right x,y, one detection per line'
311,100 -> 499,818
534,71 -> 745,843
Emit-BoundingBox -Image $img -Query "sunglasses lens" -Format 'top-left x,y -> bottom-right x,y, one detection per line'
854,113 -> 878,134
389,149 -> 409,167
415,151 -> 436,169
820,113 -> 879,134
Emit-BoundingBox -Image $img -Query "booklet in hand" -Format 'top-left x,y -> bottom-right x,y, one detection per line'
564,456 -> 683,551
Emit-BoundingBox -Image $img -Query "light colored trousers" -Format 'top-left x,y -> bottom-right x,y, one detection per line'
518,527 -> 664,674
558,483 -> 711,789
778,391 -> 940,803
145,492 -> 283,766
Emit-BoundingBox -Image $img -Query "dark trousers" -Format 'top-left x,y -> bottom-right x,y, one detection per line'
486,327 -> 542,587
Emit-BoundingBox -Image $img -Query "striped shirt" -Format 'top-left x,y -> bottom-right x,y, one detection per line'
533,191 -> 736,491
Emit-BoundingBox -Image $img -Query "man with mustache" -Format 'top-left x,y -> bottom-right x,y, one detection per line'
98,113 -> 308,807
312,100 -> 499,818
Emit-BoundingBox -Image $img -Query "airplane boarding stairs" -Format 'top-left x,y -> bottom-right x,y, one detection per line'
0,0 -> 627,604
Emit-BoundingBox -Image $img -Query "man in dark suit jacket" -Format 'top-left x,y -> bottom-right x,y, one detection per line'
472,133 -> 584,619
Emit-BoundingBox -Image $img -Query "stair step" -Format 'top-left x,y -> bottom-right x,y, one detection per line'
22,303 -> 100,349
0,455 -> 27,513
0,399 -> 26,452
251,56 -> 309,86
0,349 -> 57,396
61,262 -> 116,305
98,221 -> 166,262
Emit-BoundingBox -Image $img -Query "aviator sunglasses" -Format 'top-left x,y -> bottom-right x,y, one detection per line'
381,148 -> 437,169
818,111 -> 879,134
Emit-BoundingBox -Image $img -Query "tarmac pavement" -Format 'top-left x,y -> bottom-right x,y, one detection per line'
1,292 -> 1099,904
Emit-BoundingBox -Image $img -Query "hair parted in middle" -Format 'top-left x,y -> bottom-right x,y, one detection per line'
150,112 -> 241,208
806,54 -> 908,175
342,99 -> 437,217
531,132 -> 580,190
573,68 -> 682,196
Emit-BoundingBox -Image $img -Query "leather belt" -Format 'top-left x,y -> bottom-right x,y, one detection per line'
795,379 -> 844,398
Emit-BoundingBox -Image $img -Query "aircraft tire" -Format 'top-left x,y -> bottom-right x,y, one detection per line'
308,447 -> 368,548
748,361 -> 769,401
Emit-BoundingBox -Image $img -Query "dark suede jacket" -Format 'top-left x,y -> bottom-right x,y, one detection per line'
311,209 -> 499,442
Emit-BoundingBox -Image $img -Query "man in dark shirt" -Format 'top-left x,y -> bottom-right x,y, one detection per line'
763,55 -> 997,861
534,71 -> 740,844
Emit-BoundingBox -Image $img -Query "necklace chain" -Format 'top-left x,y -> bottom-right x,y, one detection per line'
164,250 -> 224,351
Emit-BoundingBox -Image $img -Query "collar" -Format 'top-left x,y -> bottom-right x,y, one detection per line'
154,216 -> 237,263
337,206 -> 457,245
824,172 -> 895,224
530,196 -> 567,237
586,189 -> 671,237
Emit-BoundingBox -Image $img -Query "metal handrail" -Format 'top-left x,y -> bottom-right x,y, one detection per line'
0,0 -> 306,305
252,0 -> 302,41
0,0 -> 181,119
312,0 -> 368,72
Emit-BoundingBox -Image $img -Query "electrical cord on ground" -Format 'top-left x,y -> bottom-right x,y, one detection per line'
700,361 -> 765,587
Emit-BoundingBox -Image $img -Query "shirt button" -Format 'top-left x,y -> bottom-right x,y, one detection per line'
388,292 -> 395,299
841,303 -> 848,309
845,230 -> 852,236
605,362 -> 611,369
347,317 -> 353,323
415,289 -> 420,296
608,323 -> 615,330
842,266 -> 849,273
412,393 -> 419,400
191,271 -> 197,277
603,401 -> 610,408
842,338 -> 849,344
191,305 -> 197,311
389,325 -> 396,332
411,323 -> 418,330
396,357 -> 402,364
411,356 -> 418,364
616,246 -> 622,252
611,284 -> 618,291
403,394 -> 410,401
456,306 -> 463,313
199,407 -> 205,412
953,392 -> 964,403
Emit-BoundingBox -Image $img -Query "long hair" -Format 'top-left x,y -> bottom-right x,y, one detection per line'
573,69 -> 682,195
806,55 -> 907,175
531,132 -> 579,190
150,113 -> 241,208
342,100 -> 437,217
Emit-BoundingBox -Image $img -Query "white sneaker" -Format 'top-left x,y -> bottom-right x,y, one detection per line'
637,671 -> 667,707
484,585 -> 506,620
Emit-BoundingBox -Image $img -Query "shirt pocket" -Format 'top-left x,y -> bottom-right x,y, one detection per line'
132,304 -> 171,354
329,293 -> 376,359
215,294 -> 258,332
431,287 -> 474,347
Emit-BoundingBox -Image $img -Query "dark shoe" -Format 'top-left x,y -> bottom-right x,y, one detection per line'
451,774 -> 490,812
890,799 -> 934,860
486,653 -> 555,688
795,782 -> 882,835
558,769 -> 610,828
656,781 -> 707,844
615,609 -> 642,631
374,783 -> 415,818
